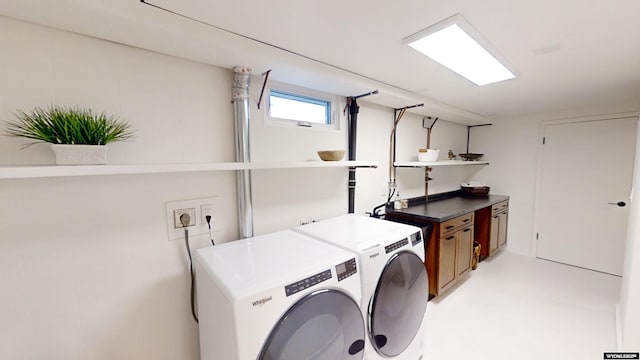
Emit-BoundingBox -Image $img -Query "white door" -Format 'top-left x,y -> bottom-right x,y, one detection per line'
536,117 -> 637,275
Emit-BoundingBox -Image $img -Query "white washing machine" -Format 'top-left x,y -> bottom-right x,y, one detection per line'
295,214 -> 429,360
194,230 -> 366,360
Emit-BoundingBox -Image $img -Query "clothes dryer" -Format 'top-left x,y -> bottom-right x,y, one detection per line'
295,214 -> 429,360
195,230 -> 365,360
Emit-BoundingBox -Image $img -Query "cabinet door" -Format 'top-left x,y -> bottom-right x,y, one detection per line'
490,215 -> 499,254
456,227 -> 473,277
438,234 -> 457,293
498,212 -> 508,248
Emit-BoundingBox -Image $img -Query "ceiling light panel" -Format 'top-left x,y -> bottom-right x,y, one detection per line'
404,14 -> 515,86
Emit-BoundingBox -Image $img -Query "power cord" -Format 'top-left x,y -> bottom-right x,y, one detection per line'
180,213 -> 199,324
206,215 -> 216,246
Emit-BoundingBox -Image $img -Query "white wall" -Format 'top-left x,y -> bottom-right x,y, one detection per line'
247,79 -> 474,233
472,109 -> 639,256
247,78 -> 348,234
620,113 -> 640,350
0,15 -> 474,359
0,16 -> 239,360
466,116 -> 540,255
354,102 -> 475,215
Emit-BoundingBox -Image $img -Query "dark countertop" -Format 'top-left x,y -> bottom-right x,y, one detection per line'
386,193 -> 510,222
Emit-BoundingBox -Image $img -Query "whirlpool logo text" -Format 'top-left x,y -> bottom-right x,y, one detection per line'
252,296 -> 273,307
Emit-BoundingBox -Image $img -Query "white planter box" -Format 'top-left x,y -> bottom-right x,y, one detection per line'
51,144 -> 108,165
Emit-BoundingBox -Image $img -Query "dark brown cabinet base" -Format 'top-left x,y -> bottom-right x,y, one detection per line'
385,211 -> 474,297
385,195 -> 509,298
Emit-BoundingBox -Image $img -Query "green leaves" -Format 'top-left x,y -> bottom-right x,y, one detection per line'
4,105 -> 134,148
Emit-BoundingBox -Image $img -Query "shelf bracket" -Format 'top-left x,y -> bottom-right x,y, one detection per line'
466,123 -> 492,154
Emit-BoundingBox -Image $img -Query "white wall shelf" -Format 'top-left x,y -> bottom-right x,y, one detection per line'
246,161 -> 378,170
0,161 -> 378,179
394,160 -> 489,167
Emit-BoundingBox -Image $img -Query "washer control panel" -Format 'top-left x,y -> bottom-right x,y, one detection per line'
336,258 -> 357,281
285,269 -> 332,297
410,231 -> 422,246
385,238 -> 409,254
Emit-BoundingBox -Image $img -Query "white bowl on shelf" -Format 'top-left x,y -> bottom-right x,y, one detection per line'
417,149 -> 439,162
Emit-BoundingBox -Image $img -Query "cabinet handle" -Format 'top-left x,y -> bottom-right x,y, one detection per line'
463,219 -> 471,223
446,225 -> 455,230
446,236 -> 455,241
493,216 -> 499,219
463,228 -> 471,232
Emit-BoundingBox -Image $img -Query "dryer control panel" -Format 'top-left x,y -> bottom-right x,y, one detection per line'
410,231 -> 422,246
385,238 -> 409,253
285,269 -> 332,297
336,258 -> 357,281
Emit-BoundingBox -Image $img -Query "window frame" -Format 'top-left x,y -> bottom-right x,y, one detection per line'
265,81 -> 342,131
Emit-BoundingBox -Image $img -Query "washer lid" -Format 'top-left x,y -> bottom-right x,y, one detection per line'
369,251 -> 429,357
258,289 -> 365,360
295,214 -> 421,252
195,230 -> 357,300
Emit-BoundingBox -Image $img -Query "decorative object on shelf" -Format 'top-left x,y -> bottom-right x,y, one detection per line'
448,149 -> 457,160
51,144 -> 109,165
458,153 -> 484,161
418,148 -> 439,162
317,150 -> 345,161
3,105 -> 134,165
461,182 -> 490,197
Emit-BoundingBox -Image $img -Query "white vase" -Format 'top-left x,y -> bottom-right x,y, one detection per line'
51,144 -> 108,165
417,148 -> 439,162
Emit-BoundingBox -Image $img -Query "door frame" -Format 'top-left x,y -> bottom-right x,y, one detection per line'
531,112 -> 639,258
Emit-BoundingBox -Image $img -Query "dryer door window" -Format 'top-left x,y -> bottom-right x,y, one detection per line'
258,288 -> 365,360
369,251 -> 429,357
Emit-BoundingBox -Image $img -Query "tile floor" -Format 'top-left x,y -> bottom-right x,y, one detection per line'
422,251 -> 621,360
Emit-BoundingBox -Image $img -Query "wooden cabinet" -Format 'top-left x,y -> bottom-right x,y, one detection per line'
457,225 -> 474,276
385,195 -> 510,297
386,211 -> 474,297
436,213 -> 474,295
488,201 -> 509,256
438,232 -> 457,292
475,200 -> 509,260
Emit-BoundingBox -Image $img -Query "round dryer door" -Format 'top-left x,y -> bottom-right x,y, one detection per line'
258,288 -> 366,360
369,251 -> 429,357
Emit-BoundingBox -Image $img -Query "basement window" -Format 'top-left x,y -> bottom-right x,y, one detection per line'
266,82 -> 339,130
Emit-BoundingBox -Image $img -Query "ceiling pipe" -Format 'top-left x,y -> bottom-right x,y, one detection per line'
232,66 -> 254,239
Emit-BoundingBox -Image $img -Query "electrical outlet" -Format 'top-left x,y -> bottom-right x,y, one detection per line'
201,204 -> 214,225
173,208 -> 196,228
165,197 -> 218,241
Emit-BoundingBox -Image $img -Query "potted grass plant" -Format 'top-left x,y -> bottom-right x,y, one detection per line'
4,105 -> 134,165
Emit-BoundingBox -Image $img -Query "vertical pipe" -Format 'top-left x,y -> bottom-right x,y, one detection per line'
232,66 -> 254,238
347,98 -> 359,213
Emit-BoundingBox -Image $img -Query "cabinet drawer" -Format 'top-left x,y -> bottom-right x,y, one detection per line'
441,212 -> 474,234
491,201 -> 509,216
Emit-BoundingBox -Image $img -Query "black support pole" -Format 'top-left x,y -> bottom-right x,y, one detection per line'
347,90 -> 378,213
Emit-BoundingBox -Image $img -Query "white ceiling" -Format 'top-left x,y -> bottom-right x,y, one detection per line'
1,0 -> 639,124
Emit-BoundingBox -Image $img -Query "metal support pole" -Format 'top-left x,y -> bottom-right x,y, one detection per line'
232,66 -> 254,239
347,90 -> 378,213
